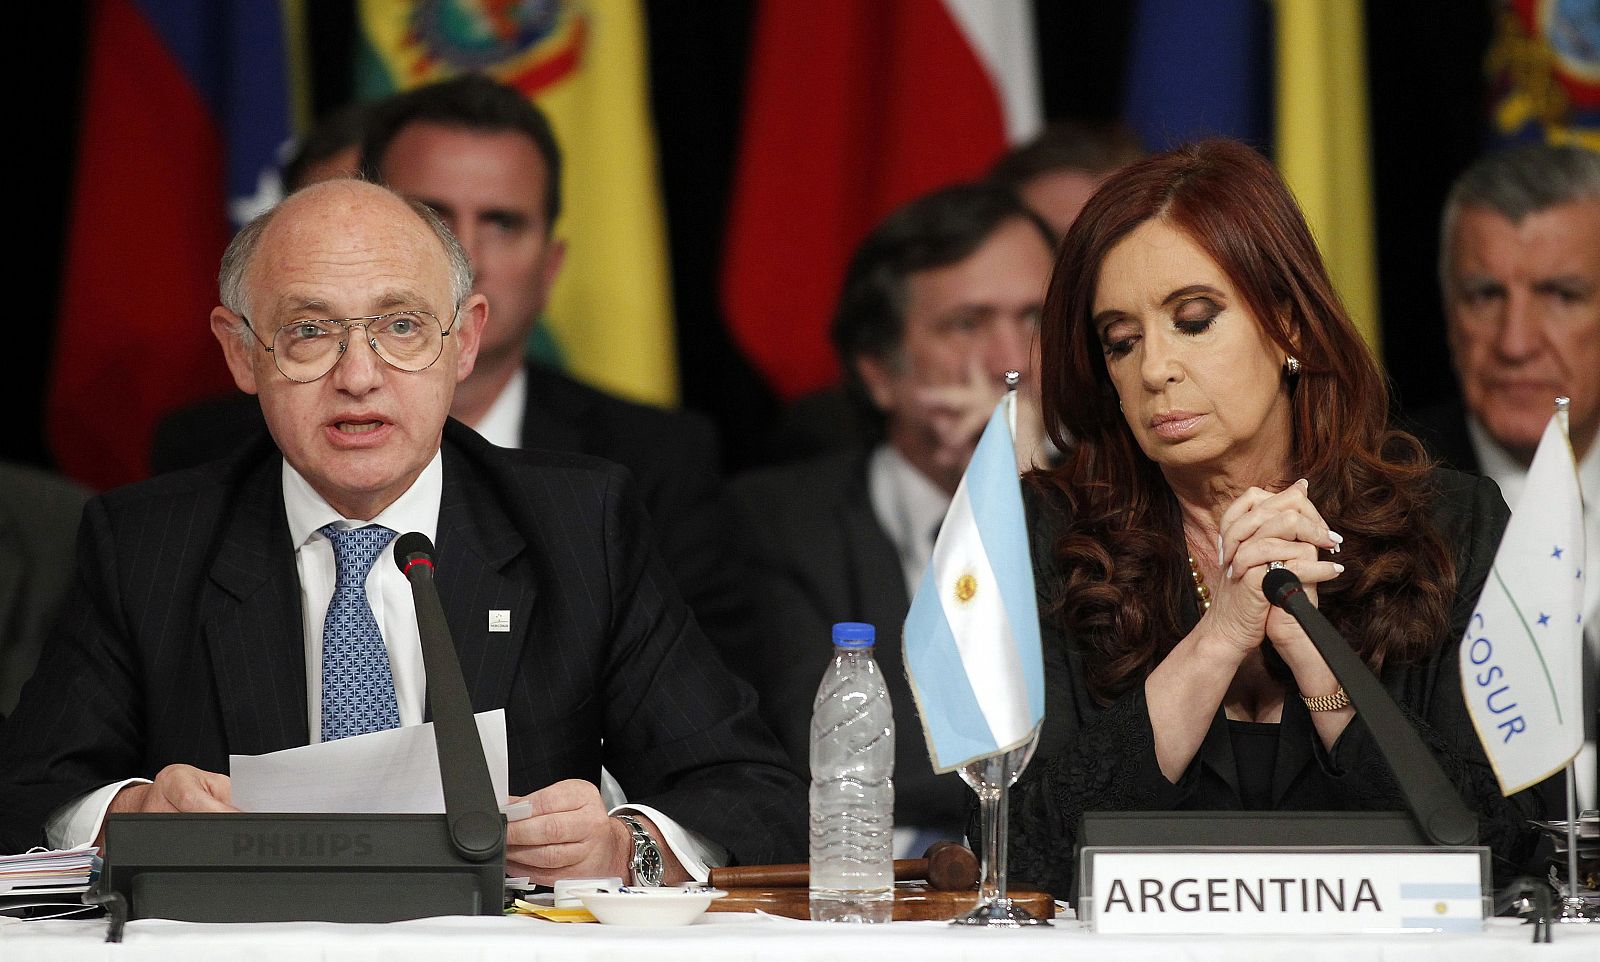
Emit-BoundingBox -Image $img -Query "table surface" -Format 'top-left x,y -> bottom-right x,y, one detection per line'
2,913 -> 1597,962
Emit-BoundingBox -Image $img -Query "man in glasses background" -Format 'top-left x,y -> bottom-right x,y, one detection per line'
0,179 -> 805,882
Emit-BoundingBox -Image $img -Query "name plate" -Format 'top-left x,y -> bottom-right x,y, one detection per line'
1079,846 -> 1488,934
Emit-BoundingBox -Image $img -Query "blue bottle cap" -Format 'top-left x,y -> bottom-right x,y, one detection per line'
832,622 -> 875,648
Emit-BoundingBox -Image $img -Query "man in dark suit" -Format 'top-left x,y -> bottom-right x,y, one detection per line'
152,76 -> 737,645
727,184 -> 1055,854
1406,143 -> 1599,811
0,180 -> 803,879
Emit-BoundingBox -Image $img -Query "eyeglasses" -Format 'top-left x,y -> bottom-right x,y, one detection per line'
241,310 -> 456,383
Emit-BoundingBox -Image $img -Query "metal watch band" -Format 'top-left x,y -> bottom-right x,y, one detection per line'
616,813 -> 663,887
1301,685 -> 1351,712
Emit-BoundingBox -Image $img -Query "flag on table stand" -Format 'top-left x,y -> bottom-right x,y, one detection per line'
904,396 -> 1044,773
1459,410 -> 1586,795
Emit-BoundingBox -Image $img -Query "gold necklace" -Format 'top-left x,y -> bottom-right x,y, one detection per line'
1186,554 -> 1211,611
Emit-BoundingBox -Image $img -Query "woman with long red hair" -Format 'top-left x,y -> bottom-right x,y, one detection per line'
1010,139 -> 1544,898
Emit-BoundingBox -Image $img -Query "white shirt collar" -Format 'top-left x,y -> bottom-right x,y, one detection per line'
868,443 -> 954,596
473,365 -> 527,450
282,450 -> 444,548
1466,416 -> 1600,513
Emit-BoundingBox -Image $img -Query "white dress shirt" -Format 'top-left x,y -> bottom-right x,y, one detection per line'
1468,417 -> 1600,810
868,443 -> 955,598
48,449 -> 722,878
867,443 -> 963,857
473,365 -> 526,450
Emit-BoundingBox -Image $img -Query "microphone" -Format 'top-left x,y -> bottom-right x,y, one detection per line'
1261,567 -> 1478,847
394,533 -> 505,863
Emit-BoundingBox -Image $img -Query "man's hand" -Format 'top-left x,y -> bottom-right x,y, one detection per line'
505,779 -> 630,884
504,780 -> 689,885
110,765 -> 236,815
97,764 -> 237,848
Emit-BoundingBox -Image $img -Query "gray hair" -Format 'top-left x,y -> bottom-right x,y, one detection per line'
1439,144 -> 1600,290
218,184 -> 474,329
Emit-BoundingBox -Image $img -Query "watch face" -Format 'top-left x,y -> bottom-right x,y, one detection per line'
637,845 -> 664,886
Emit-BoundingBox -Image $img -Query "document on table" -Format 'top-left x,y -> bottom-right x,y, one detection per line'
229,710 -> 509,813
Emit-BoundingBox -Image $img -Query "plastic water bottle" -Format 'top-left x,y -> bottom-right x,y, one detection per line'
809,621 -> 895,923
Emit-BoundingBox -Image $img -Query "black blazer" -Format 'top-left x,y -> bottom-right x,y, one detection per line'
0,420 -> 805,862
148,364 -> 742,645
726,449 -> 970,837
1005,468 -> 1547,898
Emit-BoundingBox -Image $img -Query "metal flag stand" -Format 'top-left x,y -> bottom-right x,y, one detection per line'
1549,399 -> 1596,929
953,733 -> 1047,926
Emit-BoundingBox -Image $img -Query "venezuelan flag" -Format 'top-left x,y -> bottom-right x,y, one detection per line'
50,0 -> 302,490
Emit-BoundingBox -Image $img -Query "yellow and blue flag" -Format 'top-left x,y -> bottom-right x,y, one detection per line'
904,397 -> 1045,773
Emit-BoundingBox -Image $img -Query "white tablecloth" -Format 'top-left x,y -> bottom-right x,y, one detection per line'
2,913 -> 1595,962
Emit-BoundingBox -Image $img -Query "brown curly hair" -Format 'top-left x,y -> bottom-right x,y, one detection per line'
1033,139 -> 1457,703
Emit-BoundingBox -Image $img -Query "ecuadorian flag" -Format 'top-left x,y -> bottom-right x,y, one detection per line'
904,396 -> 1045,773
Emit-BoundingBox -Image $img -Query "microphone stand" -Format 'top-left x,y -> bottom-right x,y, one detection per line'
394,533 -> 505,863
1262,568 -> 1479,846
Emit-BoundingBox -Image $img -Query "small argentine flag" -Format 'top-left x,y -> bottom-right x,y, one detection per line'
1459,408 -> 1586,795
904,394 -> 1045,773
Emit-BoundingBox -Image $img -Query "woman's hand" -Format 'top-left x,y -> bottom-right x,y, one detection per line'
1222,479 -> 1345,664
1206,480 -> 1344,663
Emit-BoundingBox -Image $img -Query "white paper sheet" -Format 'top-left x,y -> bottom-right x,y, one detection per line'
229,710 -> 508,813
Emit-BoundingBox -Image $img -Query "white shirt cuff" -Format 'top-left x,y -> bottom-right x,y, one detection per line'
44,778 -> 150,850
609,803 -> 728,884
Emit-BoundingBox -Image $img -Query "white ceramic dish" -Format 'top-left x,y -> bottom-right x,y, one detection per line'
578,886 -> 728,926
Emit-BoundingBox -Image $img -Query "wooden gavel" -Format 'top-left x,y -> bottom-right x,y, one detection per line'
708,841 -> 979,891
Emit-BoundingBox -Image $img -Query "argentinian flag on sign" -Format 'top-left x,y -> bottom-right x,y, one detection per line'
1459,411 -> 1586,795
904,397 -> 1045,773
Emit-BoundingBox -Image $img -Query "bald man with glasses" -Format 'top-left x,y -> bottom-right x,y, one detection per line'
0,181 -> 805,882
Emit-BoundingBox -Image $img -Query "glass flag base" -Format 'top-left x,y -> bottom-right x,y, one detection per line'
951,896 -> 1051,927
953,736 -> 1050,927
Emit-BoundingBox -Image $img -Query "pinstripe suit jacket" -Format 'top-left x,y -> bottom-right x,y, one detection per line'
0,420 -> 806,862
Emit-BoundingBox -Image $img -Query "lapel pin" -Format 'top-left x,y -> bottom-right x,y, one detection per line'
489,610 -> 511,633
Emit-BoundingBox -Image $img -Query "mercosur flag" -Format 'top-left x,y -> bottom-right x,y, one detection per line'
1460,412 -> 1587,795
904,396 -> 1044,773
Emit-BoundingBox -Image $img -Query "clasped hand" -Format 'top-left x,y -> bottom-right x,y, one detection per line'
1201,479 -> 1345,668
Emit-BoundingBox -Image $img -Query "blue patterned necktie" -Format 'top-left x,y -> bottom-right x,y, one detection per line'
319,523 -> 401,742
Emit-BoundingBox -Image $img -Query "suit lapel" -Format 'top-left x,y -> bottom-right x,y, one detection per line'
203,456 -> 309,756
431,445 -> 533,717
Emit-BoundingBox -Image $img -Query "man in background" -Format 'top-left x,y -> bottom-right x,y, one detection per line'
726,183 -> 1055,855
1408,143 -> 1600,809
358,75 -> 739,642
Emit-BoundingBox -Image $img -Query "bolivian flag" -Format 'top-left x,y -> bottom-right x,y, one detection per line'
358,0 -> 678,407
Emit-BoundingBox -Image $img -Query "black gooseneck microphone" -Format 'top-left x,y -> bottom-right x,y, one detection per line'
1262,567 -> 1479,847
394,532 -> 505,863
